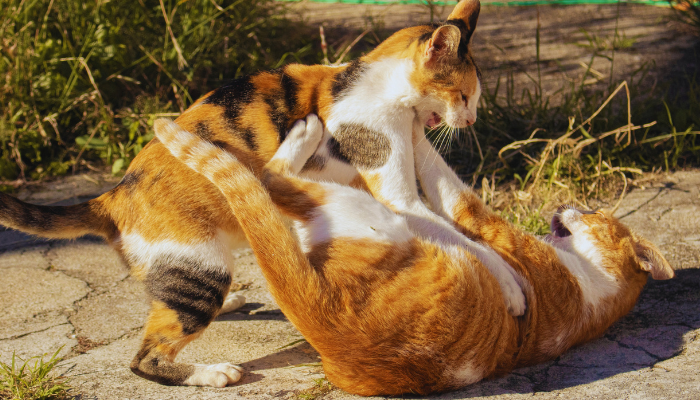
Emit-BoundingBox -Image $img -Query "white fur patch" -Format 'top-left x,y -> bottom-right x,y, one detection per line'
293,183 -> 413,251
450,362 -> 483,386
327,58 -> 418,136
120,230 -> 244,275
554,245 -> 619,307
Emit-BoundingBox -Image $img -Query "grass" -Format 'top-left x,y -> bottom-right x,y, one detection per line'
0,349 -> 72,400
295,378 -> 333,400
0,0 -> 318,182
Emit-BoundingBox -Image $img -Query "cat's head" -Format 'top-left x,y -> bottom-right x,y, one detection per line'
547,205 -> 674,281
367,0 -> 482,129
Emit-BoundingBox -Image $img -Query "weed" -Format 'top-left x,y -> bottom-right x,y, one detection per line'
296,377 -> 333,400
0,0 -> 316,181
0,348 -> 72,400
429,8 -> 700,233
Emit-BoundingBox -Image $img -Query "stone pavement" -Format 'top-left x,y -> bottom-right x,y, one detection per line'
1,169 -> 699,399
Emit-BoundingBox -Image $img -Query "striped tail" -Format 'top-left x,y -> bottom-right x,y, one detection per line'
0,193 -> 114,240
152,118 -> 319,323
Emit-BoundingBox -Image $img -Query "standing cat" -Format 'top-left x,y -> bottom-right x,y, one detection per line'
0,0 -> 527,387
154,115 -> 673,396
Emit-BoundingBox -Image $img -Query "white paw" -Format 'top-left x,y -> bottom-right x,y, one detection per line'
287,114 -> 324,149
287,118 -> 308,139
303,114 -> 324,145
219,292 -> 246,315
183,363 -> 244,387
499,268 -> 527,317
284,114 -> 325,173
472,244 -> 527,317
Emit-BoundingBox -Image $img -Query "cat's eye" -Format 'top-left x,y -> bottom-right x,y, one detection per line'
596,210 -> 605,216
461,93 -> 468,104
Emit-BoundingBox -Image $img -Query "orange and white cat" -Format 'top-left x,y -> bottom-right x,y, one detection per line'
154,114 -> 673,396
0,0 -> 529,387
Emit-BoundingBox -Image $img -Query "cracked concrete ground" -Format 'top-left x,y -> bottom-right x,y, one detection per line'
1,171 -> 699,399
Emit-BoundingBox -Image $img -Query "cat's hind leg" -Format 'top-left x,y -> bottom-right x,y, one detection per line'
125,237 -> 243,387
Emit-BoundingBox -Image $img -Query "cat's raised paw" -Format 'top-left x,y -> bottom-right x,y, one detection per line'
183,363 -> 244,387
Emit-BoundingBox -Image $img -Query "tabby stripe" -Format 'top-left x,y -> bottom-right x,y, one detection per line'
146,259 -> 231,334
331,60 -> 366,99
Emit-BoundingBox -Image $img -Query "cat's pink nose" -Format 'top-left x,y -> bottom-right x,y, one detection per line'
465,113 -> 476,126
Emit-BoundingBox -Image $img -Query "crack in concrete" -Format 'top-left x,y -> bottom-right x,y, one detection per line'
0,322 -> 72,341
609,335 -> 661,363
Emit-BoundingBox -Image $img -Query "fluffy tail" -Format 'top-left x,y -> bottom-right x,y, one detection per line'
0,193 -> 114,239
153,118 -> 319,323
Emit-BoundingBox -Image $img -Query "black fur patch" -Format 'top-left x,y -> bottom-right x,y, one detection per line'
418,23 -> 441,43
239,127 -> 257,151
263,94 -> 289,143
281,72 -> 299,117
146,257 -> 232,335
331,60 -> 366,99
469,53 -> 482,81
446,19 -> 473,60
203,76 -> 255,125
327,137 -> 351,165
327,124 -> 391,169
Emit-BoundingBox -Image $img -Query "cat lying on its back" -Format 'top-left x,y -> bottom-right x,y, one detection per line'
155,115 -> 674,396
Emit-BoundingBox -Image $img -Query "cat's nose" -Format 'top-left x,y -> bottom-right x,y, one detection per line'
465,112 -> 476,126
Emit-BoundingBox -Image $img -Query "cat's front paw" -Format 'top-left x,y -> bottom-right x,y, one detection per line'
500,272 -> 527,317
287,114 -> 324,148
476,245 -> 527,317
283,114 -> 325,173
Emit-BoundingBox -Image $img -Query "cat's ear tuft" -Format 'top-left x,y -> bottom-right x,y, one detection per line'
446,0 -> 481,45
424,25 -> 461,67
634,236 -> 674,280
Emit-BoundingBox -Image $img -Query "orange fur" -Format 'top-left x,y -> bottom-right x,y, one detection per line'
156,116 -> 673,396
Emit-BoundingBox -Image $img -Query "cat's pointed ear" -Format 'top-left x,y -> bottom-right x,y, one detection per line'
446,0 -> 481,46
634,236 -> 674,280
424,25 -> 461,67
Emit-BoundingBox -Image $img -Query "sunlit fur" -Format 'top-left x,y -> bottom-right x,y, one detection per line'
156,117 -> 673,396
0,0 -> 497,388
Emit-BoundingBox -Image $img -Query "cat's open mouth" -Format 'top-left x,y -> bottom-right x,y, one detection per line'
551,214 -> 572,238
425,112 -> 442,128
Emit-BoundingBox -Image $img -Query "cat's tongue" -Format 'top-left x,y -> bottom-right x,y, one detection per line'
426,112 -> 441,128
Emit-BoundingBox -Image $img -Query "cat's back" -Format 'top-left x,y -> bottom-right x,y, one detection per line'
96,63 -> 347,242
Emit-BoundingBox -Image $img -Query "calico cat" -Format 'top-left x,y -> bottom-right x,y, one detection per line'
0,0 -> 528,387
154,114 -> 673,396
